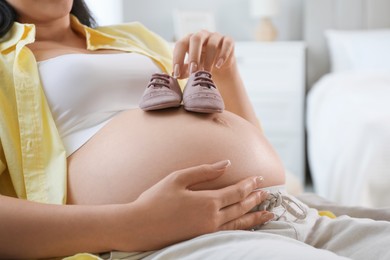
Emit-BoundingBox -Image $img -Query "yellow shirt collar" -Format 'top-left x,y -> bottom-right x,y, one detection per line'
0,22 -> 35,53
0,15 -> 116,52
70,15 -> 117,50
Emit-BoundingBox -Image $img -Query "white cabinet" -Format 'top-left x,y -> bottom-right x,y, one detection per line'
235,42 -> 306,184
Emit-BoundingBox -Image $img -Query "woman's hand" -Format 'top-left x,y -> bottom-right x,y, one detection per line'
111,160 -> 273,252
173,31 -> 261,128
173,30 -> 236,79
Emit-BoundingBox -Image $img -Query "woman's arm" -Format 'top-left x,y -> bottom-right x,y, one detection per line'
0,194 -> 117,258
173,31 -> 261,129
0,161 -> 272,259
212,59 -> 261,129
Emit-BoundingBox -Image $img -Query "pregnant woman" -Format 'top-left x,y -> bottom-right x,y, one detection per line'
0,0 -> 282,258
2,1 -> 390,260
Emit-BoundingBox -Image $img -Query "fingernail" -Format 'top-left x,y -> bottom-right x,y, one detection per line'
256,176 -> 264,185
215,58 -> 224,69
190,62 -> 198,74
264,212 -> 274,220
173,64 -> 180,78
260,190 -> 270,198
211,160 -> 231,170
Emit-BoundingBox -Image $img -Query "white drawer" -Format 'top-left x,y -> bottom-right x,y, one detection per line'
249,93 -> 303,132
238,60 -> 304,93
265,133 -> 305,183
236,42 -> 305,93
234,41 -> 306,185
235,42 -> 305,60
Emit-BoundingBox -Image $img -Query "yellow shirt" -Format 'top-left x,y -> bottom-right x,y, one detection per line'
0,16 -> 173,204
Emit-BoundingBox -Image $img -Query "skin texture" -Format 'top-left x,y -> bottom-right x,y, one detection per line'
0,0 -> 282,258
66,108 -> 285,205
0,164 -> 274,257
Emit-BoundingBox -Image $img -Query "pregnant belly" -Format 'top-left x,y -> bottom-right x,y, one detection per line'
66,108 -> 285,205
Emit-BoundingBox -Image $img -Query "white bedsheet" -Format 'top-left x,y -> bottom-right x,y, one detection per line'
306,70 -> 390,207
101,231 -> 348,260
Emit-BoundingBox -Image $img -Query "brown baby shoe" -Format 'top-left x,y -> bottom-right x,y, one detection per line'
183,70 -> 225,113
139,73 -> 183,111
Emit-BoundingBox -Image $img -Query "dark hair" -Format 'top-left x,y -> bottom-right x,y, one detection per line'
0,0 -> 97,38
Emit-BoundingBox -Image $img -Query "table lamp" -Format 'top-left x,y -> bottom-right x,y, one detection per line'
249,0 -> 280,41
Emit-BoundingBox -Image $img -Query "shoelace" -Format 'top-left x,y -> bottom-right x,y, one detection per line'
254,192 -> 307,220
192,71 -> 216,89
147,73 -> 170,89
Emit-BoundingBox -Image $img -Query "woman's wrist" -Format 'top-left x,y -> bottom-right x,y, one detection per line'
106,201 -> 147,252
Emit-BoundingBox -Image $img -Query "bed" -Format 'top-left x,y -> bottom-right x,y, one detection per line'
304,0 -> 390,207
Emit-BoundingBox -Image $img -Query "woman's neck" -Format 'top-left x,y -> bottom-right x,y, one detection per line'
22,15 -> 77,43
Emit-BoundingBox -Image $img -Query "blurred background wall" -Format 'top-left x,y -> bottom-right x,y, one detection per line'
86,0 -> 303,41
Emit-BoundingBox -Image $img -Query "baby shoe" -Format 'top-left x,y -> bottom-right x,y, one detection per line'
139,73 -> 183,111
183,70 -> 225,113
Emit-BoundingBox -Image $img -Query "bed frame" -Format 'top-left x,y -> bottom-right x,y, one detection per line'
304,0 -> 390,89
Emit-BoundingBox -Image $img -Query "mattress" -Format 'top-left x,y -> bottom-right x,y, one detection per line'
306,69 -> 390,207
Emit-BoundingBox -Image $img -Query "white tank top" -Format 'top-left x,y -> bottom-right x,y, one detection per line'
38,53 -> 161,156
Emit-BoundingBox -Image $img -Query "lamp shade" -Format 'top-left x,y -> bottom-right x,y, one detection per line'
249,0 -> 280,18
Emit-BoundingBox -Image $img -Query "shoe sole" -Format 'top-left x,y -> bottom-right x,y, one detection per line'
183,106 -> 223,113
141,102 -> 182,111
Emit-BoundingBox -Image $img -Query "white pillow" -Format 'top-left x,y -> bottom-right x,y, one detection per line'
325,29 -> 390,73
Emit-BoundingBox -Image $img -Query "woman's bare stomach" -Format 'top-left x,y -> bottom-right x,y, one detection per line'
66,108 -> 285,205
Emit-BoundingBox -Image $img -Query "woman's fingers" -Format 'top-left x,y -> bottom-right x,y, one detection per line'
173,30 -> 234,77
173,31 -> 210,78
220,189 -> 269,224
218,176 -> 264,208
220,210 -> 274,231
215,36 -> 234,69
170,160 -> 231,188
188,30 -> 210,74
173,34 -> 190,78
202,32 -> 223,71
211,175 -> 271,230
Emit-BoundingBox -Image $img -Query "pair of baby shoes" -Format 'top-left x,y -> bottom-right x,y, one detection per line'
139,70 -> 225,113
